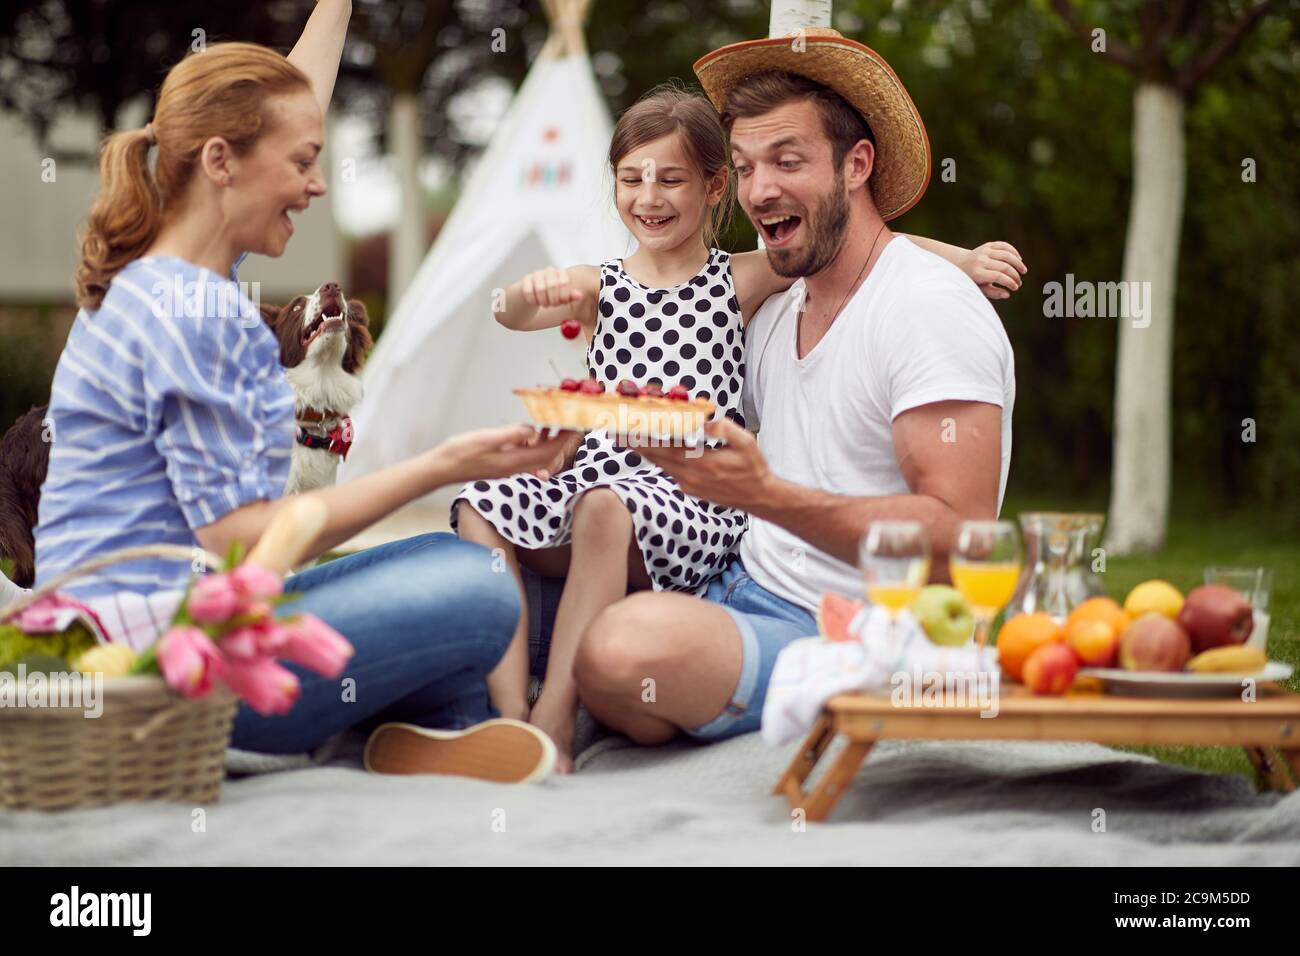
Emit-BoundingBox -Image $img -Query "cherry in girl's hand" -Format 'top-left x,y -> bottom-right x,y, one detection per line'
560,319 -> 581,339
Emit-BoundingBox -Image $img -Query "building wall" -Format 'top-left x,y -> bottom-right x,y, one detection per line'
0,107 -> 343,303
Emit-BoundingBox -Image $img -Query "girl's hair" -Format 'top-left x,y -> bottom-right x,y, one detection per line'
75,42 -> 311,310
608,82 -> 734,249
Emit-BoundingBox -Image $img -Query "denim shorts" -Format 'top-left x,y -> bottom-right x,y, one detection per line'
518,558 -> 815,742
686,559 -> 816,742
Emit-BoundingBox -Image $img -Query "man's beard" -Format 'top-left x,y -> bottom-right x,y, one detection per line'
763,171 -> 851,278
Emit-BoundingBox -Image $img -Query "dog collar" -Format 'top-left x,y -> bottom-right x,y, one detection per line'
297,417 -> 353,459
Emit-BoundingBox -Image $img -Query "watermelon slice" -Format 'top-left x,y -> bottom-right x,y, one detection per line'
817,591 -> 866,642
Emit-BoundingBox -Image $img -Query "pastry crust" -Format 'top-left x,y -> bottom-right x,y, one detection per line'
515,387 -> 714,441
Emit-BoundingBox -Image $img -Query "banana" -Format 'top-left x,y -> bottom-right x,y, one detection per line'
1186,646 -> 1267,674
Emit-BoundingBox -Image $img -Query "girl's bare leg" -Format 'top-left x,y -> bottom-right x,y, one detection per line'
528,489 -> 650,773
453,504 -> 532,721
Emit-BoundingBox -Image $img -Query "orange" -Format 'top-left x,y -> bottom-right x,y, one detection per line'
1066,618 -> 1119,668
997,612 -> 1066,682
1066,596 -> 1131,636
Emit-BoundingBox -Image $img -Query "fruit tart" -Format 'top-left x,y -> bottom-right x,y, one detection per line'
515,378 -> 714,442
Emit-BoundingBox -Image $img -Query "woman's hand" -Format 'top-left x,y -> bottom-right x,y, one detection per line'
960,241 -> 1027,300
435,424 -> 573,485
530,430 -> 584,481
521,267 -> 586,309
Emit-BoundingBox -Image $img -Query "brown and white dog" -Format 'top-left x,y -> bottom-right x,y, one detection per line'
0,283 -> 372,600
260,281 -> 372,496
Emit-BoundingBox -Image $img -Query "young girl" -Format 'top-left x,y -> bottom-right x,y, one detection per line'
453,84 -> 1024,770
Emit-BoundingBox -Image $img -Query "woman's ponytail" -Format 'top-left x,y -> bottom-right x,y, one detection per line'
75,127 -> 163,310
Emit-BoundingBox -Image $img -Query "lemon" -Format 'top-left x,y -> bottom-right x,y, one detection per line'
74,643 -> 137,677
1123,580 -> 1185,620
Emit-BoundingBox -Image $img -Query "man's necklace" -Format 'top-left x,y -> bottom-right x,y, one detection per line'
801,220 -> 889,328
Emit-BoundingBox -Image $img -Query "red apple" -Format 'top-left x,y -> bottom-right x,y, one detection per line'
1177,584 -> 1253,653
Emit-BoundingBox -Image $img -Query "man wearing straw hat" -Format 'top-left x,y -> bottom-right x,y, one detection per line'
571,29 -> 1017,746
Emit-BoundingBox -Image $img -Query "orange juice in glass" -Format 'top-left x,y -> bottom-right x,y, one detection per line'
950,520 -> 1022,648
861,521 -> 931,643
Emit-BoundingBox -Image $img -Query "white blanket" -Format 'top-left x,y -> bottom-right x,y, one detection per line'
2,730 -> 1297,865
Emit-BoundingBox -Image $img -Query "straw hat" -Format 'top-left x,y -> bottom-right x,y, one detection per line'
693,28 -> 930,221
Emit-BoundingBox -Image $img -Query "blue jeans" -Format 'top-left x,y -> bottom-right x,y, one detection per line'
687,558 -> 816,742
230,533 -> 518,754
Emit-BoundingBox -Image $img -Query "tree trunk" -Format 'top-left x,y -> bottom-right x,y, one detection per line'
387,91 -> 424,307
769,0 -> 832,36
1105,82 -> 1186,555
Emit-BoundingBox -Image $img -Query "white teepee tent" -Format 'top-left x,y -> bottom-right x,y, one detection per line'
339,0 -> 629,538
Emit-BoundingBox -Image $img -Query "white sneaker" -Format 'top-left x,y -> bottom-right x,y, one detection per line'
363,719 -> 557,784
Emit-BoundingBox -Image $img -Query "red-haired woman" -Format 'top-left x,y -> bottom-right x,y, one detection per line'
35,1 -> 565,782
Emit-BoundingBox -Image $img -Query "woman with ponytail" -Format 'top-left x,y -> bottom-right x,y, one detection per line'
36,1 -> 566,780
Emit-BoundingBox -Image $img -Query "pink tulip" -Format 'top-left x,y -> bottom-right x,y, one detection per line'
221,656 -> 300,716
279,614 -> 354,678
252,619 -> 291,656
187,574 -> 241,624
219,626 -> 260,660
242,600 -> 275,623
230,563 -> 284,601
156,626 -> 224,698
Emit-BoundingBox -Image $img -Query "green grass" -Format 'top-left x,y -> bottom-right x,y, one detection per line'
1002,498 -> 1300,784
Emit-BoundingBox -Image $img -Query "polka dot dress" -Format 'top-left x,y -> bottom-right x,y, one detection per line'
451,247 -> 748,594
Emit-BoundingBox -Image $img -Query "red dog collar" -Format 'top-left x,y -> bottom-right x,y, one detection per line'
297,417 -> 353,459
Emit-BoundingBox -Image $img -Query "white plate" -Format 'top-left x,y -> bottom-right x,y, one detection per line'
1078,661 -> 1293,698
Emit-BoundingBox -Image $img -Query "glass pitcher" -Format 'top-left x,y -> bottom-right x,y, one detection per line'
1006,512 -> 1106,623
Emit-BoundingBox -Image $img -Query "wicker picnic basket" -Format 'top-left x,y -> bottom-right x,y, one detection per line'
0,543 -> 238,811
0,500 -> 327,811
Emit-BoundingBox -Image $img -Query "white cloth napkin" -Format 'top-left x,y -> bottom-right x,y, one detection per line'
760,604 -> 999,746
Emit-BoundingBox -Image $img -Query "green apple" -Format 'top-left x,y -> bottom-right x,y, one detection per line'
911,585 -> 975,646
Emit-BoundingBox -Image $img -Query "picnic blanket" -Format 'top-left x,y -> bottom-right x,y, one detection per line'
3,728 -> 1299,865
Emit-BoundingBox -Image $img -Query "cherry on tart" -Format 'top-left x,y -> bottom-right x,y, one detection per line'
559,378 -> 582,392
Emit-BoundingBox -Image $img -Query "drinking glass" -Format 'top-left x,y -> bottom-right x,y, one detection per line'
860,521 -> 931,644
1204,567 -> 1272,652
950,520 -> 1023,649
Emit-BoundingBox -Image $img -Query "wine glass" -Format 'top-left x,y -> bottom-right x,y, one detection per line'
860,521 -> 931,646
950,520 -> 1023,649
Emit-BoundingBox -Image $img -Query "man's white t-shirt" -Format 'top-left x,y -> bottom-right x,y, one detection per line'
739,236 -> 1016,614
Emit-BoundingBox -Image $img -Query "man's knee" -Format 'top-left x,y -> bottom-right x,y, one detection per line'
573,595 -> 665,697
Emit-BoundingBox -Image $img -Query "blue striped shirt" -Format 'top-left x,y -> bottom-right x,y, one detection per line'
34,255 -> 296,599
